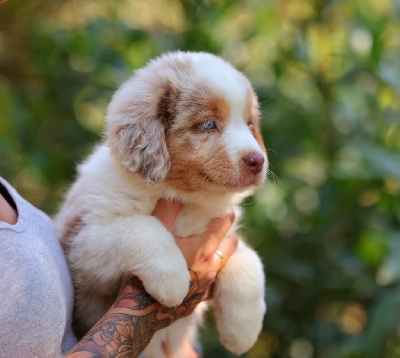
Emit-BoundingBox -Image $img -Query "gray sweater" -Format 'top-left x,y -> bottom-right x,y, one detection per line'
0,177 -> 77,357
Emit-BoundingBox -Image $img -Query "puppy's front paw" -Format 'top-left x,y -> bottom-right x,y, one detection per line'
120,215 -> 191,307
214,242 -> 266,355
217,297 -> 266,355
141,255 -> 190,307
143,268 -> 190,307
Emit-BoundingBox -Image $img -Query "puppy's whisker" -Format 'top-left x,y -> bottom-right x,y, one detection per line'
266,169 -> 280,185
241,196 -> 257,206
200,177 -> 210,191
199,172 -> 214,192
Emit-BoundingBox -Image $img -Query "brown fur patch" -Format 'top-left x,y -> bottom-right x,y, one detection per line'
163,84 -> 235,192
205,94 -> 231,124
106,55 -> 195,182
246,88 -> 266,154
60,214 -> 85,255
244,92 -> 254,124
165,136 -> 234,192
164,82 -> 266,192
157,81 -> 180,126
176,84 -> 231,128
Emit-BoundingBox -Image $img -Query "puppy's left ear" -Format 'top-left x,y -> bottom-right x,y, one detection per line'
107,80 -> 179,183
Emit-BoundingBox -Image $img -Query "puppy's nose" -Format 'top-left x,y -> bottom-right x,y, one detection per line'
242,153 -> 265,174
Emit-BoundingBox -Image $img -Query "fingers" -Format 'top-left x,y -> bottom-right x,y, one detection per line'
176,213 -> 235,267
196,232 -> 239,300
152,199 -> 182,233
215,232 -> 239,263
209,232 -> 238,271
198,213 -> 235,259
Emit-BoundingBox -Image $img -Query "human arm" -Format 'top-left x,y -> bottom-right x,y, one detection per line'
65,201 -> 237,358
0,189 -> 17,224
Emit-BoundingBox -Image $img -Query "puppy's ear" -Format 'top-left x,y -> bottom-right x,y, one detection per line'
107,81 -> 179,183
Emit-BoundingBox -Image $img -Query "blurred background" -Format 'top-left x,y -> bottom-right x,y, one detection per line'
1,0 -> 400,357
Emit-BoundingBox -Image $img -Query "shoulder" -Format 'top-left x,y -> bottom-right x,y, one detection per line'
0,177 -> 55,234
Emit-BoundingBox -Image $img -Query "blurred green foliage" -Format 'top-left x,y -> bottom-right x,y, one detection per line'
1,0 -> 400,357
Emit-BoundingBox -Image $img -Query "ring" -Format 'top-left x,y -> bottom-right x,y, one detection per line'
215,250 -> 228,268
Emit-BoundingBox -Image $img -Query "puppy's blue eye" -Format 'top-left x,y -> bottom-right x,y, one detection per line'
202,119 -> 216,130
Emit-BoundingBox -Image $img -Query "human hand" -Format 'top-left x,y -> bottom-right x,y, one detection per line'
153,200 -> 238,303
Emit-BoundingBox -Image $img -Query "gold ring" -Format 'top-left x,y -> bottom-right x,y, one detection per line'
215,250 -> 228,268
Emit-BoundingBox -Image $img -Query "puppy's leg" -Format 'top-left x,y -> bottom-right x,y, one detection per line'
213,240 -> 266,355
144,302 -> 207,358
144,317 -> 194,358
142,328 -> 167,358
69,215 -> 190,308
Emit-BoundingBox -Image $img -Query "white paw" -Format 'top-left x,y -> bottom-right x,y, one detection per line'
117,215 -> 191,307
216,297 -> 266,355
213,241 -> 266,354
141,254 -> 190,307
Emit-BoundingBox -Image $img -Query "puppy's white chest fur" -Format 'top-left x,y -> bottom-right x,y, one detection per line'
169,190 -> 241,237
173,205 -> 217,237
174,206 -> 207,237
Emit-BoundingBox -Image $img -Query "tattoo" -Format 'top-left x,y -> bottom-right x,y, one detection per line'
113,281 -> 157,311
66,271 -> 217,358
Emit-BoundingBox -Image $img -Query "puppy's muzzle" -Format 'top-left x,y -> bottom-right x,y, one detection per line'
242,153 -> 265,175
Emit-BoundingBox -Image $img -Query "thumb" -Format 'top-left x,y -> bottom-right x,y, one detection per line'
152,199 -> 182,233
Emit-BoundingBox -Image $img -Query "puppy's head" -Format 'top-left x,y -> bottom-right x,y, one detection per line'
107,51 -> 267,193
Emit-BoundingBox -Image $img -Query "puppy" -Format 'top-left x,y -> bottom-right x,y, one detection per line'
55,51 -> 267,356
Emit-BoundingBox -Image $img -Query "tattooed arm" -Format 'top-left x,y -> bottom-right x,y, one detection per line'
66,270 -> 214,358
66,201 -> 238,358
